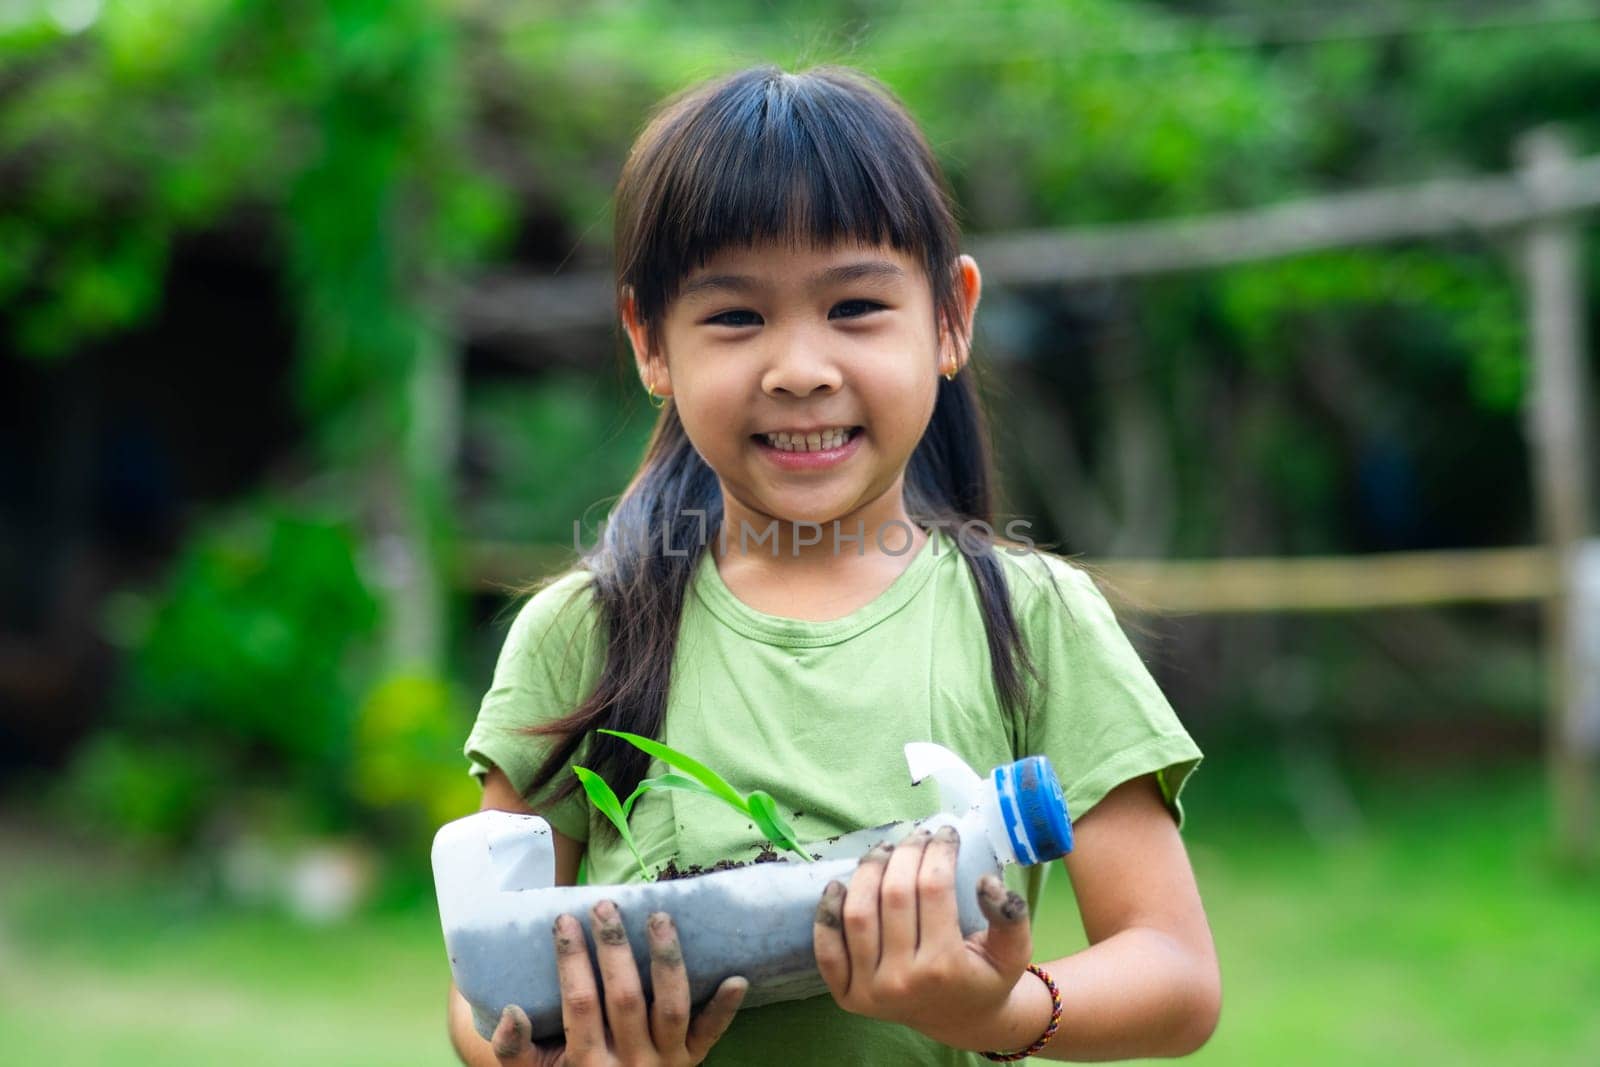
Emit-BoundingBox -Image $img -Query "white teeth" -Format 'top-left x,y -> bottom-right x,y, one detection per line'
763,427 -> 854,452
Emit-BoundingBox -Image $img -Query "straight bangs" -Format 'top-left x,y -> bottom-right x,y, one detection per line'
615,65 -> 964,345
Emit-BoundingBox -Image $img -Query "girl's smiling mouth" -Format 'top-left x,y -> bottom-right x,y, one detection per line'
751,425 -> 864,469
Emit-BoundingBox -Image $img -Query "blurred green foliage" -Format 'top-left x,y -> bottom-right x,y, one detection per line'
73,501 -> 378,842
73,496 -> 482,849
352,671 -> 480,832
64,732 -> 223,843
462,374 -> 653,545
121,506 -> 377,763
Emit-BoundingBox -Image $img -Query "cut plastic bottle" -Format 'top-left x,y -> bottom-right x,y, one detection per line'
432,742 -> 1073,1041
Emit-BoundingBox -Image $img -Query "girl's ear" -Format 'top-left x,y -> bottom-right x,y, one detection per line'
941,254 -> 983,376
621,287 -> 672,398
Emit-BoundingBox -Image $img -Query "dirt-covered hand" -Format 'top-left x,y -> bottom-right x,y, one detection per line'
488,901 -> 748,1066
811,825 -> 1033,1047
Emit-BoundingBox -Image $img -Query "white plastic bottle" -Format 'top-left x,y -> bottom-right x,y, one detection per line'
432,742 -> 1074,1042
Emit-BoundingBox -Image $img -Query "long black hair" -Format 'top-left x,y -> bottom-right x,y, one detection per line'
521,65 -> 1040,817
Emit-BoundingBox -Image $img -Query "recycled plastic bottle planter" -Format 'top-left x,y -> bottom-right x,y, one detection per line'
432,742 -> 1073,1042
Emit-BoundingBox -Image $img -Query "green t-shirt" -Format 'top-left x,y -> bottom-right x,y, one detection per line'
464,526 -> 1202,1065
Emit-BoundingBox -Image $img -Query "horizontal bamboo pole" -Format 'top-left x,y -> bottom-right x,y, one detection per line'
462,542 -> 1559,615
970,155 -> 1600,285
1092,546 -> 1558,615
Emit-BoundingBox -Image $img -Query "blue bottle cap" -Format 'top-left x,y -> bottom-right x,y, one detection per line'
992,755 -> 1073,866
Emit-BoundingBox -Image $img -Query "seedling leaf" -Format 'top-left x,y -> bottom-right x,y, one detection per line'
599,730 -> 814,865
598,729 -> 751,814
748,790 -> 813,862
572,764 -> 651,881
623,773 -> 724,819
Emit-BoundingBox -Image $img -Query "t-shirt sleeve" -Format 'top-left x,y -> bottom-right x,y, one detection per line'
463,570 -> 605,842
1013,553 -> 1204,830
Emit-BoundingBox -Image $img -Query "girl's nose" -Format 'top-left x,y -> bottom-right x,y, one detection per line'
759,329 -> 843,398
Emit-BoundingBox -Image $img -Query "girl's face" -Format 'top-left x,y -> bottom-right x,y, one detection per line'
626,241 -> 980,538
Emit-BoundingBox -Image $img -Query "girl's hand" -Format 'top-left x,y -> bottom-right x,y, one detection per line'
812,826 -> 1035,1049
489,901 -> 749,1066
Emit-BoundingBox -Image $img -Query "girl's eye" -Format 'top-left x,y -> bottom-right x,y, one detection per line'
830,300 -> 885,320
705,309 -> 762,328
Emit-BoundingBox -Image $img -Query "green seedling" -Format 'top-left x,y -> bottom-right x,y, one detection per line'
598,728 -> 813,864
572,730 -> 813,877
571,765 -> 652,881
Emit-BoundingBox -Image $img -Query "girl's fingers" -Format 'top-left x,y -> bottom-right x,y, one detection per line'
877,828 -> 930,966
812,880 -> 849,996
915,824 -> 961,951
684,976 -> 750,1062
841,841 -> 893,983
589,899 -> 650,1061
490,1004 -> 537,1065
646,911 -> 692,1050
974,874 -> 1034,975
553,913 -> 605,1058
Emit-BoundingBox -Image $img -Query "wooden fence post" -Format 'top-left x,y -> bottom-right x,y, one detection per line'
1517,125 -> 1599,866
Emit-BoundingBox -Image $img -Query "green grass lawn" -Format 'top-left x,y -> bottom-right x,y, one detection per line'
2,757 -> 1597,1065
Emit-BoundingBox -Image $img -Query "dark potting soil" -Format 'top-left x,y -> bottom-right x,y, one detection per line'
655,842 -> 798,881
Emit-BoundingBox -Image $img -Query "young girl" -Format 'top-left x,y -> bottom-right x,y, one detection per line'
447,65 -> 1219,1065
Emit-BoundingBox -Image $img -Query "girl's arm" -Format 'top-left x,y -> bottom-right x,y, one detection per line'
815,772 -> 1221,1060
1012,771 -> 1220,1060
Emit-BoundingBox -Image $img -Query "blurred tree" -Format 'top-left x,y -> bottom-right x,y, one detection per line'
2,0 -> 511,849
